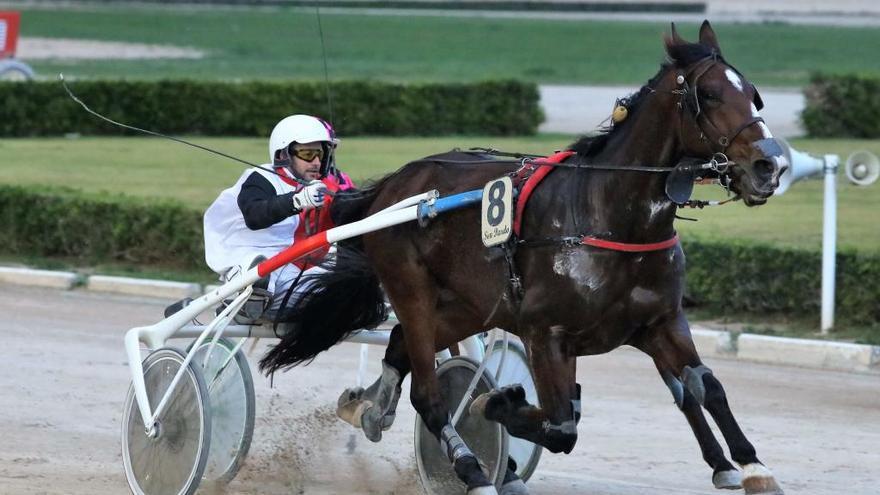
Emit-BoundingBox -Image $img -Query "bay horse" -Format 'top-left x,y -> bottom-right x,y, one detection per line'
261,21 -> 787,495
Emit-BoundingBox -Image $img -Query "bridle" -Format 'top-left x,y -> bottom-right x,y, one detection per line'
671,54 -> 766,159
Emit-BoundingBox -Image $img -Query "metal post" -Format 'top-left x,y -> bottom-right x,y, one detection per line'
821,155 -> 839,334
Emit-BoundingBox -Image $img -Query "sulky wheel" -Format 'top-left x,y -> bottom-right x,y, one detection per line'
122,347 -> 212,495
483,339 -> 543,482
414,356 -> 508,495
188,338 -> 256,485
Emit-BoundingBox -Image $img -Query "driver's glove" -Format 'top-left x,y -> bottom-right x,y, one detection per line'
291,181 -> 328,212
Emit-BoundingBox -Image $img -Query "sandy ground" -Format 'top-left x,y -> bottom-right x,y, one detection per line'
1,283 -> 879,494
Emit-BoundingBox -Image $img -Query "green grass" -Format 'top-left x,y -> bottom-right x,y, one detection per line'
1,135 -> 878,253
0,134 -> 571,204
16,5 -> 880,86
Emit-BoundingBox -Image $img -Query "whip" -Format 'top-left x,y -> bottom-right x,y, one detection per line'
58,73 -> 281,177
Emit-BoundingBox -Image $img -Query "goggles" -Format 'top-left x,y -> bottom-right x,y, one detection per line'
291,147 -> 325,162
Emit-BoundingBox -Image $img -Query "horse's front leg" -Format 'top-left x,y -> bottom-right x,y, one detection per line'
653,359 -> 742,489
471,328 -> 580,455
409,329 -> 498,493
636,312 -> 784,495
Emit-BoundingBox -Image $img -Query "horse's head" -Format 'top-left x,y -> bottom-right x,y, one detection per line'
660,21 -> 787,206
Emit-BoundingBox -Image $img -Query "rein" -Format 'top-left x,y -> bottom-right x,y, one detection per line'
446,148 -> 729,175
439,148 -> 739,209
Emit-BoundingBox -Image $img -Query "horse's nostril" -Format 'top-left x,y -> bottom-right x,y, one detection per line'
751,159 -> 775,183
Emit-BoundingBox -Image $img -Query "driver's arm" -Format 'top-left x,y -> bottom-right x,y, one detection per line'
237,173 -> 296,230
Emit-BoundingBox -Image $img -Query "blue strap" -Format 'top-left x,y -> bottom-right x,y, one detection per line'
417,189 -> 483,224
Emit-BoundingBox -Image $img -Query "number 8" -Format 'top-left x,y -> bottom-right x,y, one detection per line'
487,181 -> 505,227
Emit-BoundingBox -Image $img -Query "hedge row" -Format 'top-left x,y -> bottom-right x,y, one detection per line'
684,241 -> 879,326
803,73 -> 880,138
0,185 -> 205,271
0,79 -> 542,137
2,185 -> 878,326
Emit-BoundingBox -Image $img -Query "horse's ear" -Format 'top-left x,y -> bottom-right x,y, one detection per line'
698,20 -> 722,56
668,22 -> 686,45
664,22 -> 686,57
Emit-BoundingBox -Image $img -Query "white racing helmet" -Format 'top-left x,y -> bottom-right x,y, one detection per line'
269,114 -> 338,178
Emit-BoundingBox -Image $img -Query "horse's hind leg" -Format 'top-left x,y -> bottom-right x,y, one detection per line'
637,313 -> 784,495
336,323 -> 410,442
383,274 -> 496,494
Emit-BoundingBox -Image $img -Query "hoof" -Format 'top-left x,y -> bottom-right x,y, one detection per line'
742,463 -> 784,495
469,385 -> 527,421
339,386 -> 364,403
713,469 -> 742,490
467,486 -> 498,495
500,478 -> 529,495
469,392 -> 493,417
336,388 -> 372,429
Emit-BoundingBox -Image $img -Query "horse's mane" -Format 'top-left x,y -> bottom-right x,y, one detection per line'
568,41 -> 719,159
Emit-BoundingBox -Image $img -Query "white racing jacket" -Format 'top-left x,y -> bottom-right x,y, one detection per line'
203,167 -> 299,280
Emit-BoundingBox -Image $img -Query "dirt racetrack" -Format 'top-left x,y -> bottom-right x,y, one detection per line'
1,283 -> 878,494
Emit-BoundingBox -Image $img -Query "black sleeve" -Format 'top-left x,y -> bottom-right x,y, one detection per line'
237,173 -> 298,230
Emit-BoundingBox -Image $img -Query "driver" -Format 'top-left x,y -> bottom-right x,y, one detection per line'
203,114 -> 354,321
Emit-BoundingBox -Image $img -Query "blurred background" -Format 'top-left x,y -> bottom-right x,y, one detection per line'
0,0 -> 878,341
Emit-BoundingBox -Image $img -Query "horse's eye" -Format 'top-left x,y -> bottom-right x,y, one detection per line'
701,91 -> 722,105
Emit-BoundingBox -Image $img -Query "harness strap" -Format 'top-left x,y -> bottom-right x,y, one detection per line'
520,233 -> 679,252
502,242 -> 524,300
581,233 -> 679,252
513,150 -> 575,237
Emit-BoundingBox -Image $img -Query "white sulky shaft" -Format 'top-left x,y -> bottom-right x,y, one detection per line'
125,190 -> 438,433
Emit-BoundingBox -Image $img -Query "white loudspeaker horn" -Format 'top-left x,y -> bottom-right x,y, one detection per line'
845,150 -> 880,186
775,138 -> 826,196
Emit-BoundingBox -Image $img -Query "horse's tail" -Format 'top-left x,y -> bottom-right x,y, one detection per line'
259,246 -> 388,375
259,168 -> 424,374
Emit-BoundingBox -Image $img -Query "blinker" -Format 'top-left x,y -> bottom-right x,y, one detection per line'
665,159 -> 701,204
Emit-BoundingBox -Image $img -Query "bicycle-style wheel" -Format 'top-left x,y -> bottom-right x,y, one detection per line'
188,338 -> 255,484
122,347 -> 212,495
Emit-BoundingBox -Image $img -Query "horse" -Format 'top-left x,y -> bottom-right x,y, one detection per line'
261,21 -> 787,495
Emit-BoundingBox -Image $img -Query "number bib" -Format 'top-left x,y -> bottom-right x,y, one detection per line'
481,177 -> 513,247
